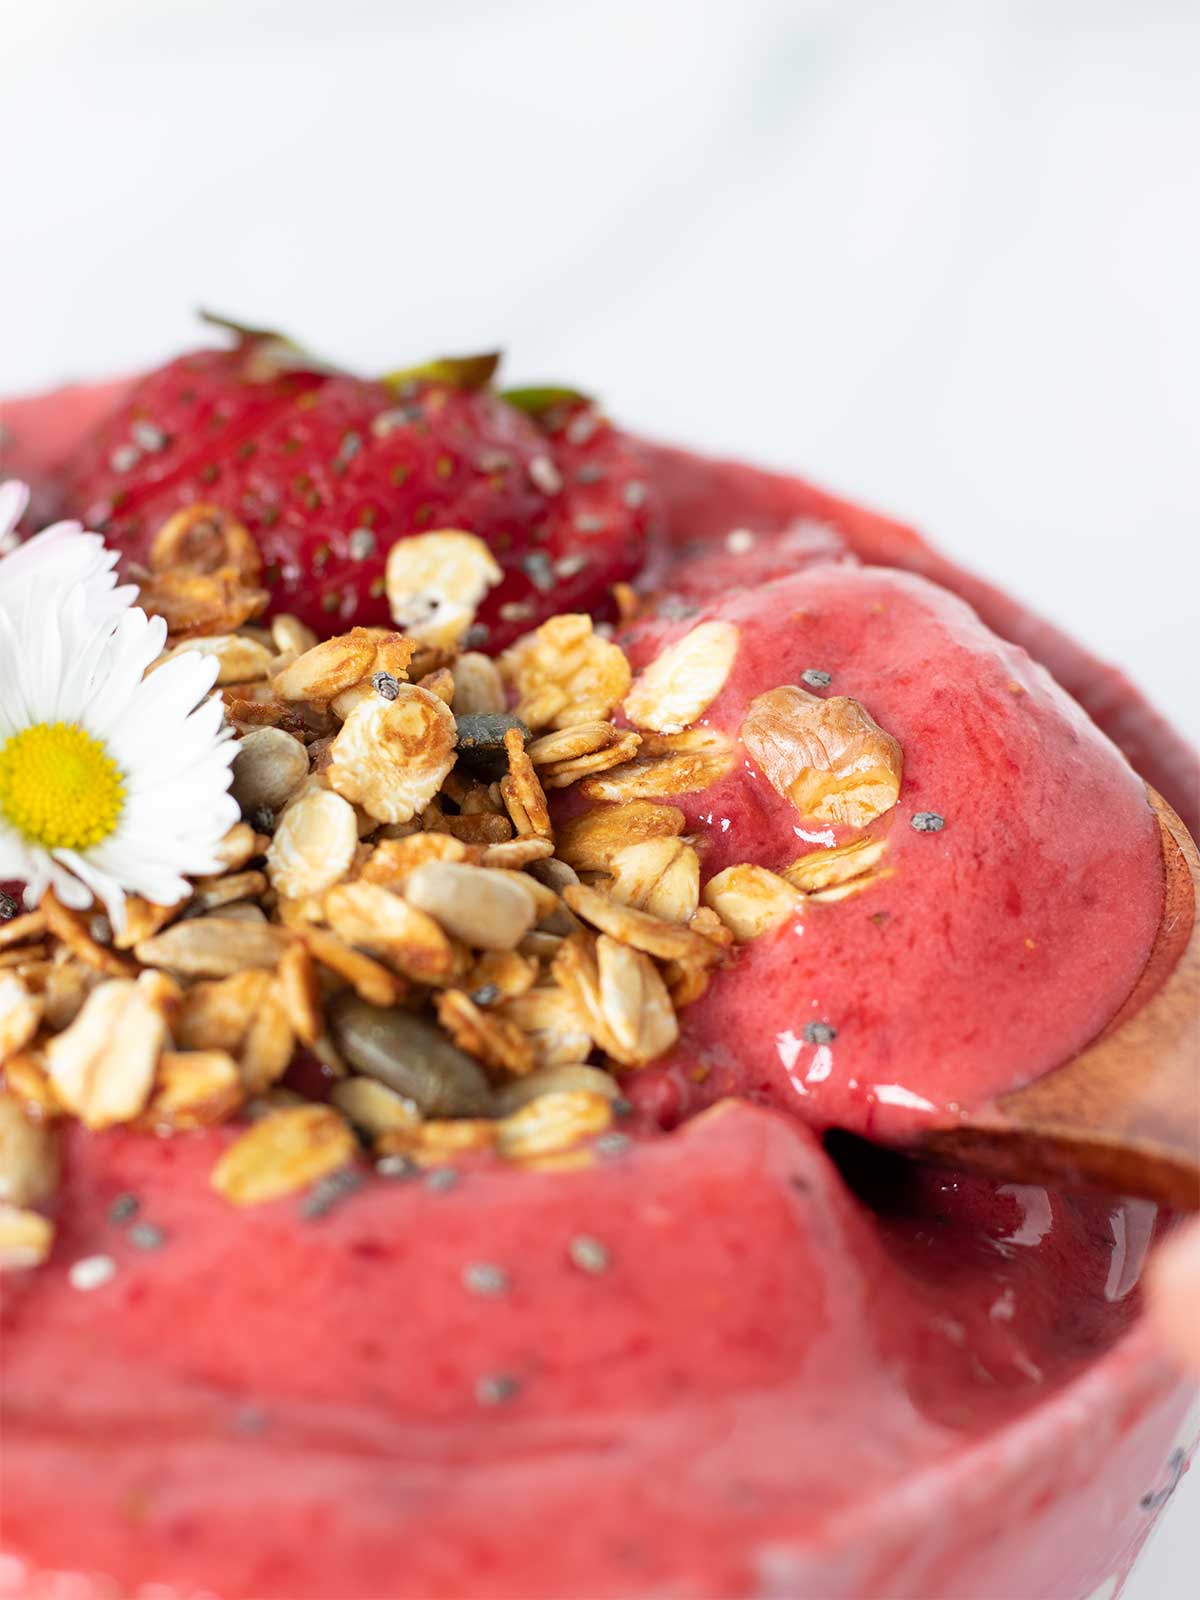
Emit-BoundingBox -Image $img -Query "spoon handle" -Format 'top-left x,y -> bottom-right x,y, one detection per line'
920,787 -> 1200,1209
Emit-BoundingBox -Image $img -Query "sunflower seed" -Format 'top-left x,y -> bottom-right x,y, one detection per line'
327,994 -> 493,1117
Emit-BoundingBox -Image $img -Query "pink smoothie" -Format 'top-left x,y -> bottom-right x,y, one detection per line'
0,376 -> 1195,1600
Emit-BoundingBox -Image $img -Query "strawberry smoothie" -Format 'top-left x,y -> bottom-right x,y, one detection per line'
0,359 -> 1195,1600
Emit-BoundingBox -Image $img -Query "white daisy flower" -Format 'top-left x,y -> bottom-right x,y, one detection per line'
1,477 -> 137,621
0,490 -> 240,932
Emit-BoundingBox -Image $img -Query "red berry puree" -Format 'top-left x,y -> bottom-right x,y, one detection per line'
0,368 -> 1195,1600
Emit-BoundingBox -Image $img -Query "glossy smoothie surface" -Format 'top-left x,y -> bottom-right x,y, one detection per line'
0,379 -> 1187,1600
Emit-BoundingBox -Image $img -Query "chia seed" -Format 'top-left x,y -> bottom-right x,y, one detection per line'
568,1235 -> 610,1274
348,528 -> 377,561
0,889 -> 20,922
612,1096 -> 633,1119
801,668 -> 833,689
88,913 -> 113,945
475,1372 -> 521,1406
425,1166 -> 460,1192
463,623 -> 491,649
470,984 -> 501,1007
69,1255 -> 117,1292
911,811 -> 946,833
802,1020 -> 837,1046
128,1222 -> 166,1251
108,1192 -> 140,1224
372,670 -> 401,701
376,1153 -> 420,1181
249,804 -> 275,834
463,1262 -> 510,1297
299,1167 -> 364,1219
232,1404 -> 270,1435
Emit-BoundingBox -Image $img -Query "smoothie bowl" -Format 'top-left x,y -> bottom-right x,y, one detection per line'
0,329 -> 1196,1599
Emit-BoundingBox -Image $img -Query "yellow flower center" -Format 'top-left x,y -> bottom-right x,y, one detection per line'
0,723 -> 126,851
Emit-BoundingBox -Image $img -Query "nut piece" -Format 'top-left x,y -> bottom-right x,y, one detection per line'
0,974 -> 43,1063
0,1204 -> 54,1269
404,862 -> 538,951
496,1089 -> 613,1161
324,881 -> 456,984
231,727 -> 310,816
327,685 -> 457,824
44,977 -> 169,1129
605,838 -> 700,924
267,787 -> 359,900
580,728 -> 735,802
740,685 -> 903,827
556,802 -> 686,873
211,1104 -> 358,1207
703,864 -> 803,941
500,614 -> 632,730
0,1092 -> 59,1206
624,620 -> 740,733
385,530 -> 503,648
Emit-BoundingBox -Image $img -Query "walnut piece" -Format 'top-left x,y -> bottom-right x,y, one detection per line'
740,685 -> 902,827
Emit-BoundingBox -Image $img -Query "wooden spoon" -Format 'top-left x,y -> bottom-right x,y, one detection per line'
917,786 -> 1200,1209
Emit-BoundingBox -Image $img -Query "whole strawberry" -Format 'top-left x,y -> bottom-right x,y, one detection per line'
61,329 -> 656,648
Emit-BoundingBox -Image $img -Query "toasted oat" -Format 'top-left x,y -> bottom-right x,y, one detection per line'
176,970 -> 271,1052
39,962 -> 100,1032
111,895 -> 184,950
330,1076 -> 422,1138
580,728 -> 734,802
525,721 -> 618,767
44,976 -> 170,1129
376,1117 -> 498,1165
624,619 -> 740,733
0,947 -> 47,971
271,613 -> 319,657
605,838 -> 700,924
436,989 -> 535,1078
500,614 -> 632,730
142,1050 -> 244,1131
783,834 -> 890,892
498,726 -> 553,841
190,870 -> 270,914
239,987 -> 296,1093
2,1052 -> 62,1121
432,812 -> 515,846
0,1204 -> 54,1269
556,802 -> 686,874
0,910 -> 46,951
297,926 -> 404,1008
271,627 -> 380,703
138,566 -> 269,639
0,975 -> 44,1063
466,948 -> 539,1002
562,883 -> 723,965
148,504 -> 261,578
452,651 -> 507,716
595,935 -> 679,1064
135,918 -> 292,978
703,863 -> 803,941
156,632 -> 275,686
496,1089 -> 614,1161
385,530 -> 502,648
480,836 -> 555,870
740,685 -> 903,828
537,730 -> 643,789
403,862 -> 538,952
41,892 -> 136,977
212,822 -> 269,872
266,787 -> 359,901
0,1092 -> 59,1206
327,685 -> 457,824
231,727 -> 310,816
211,1105 -> 358,1207
492,1063 -> 622,1114
418,666 -> 456,706
361,832 -> 471,890
324,881 -> 457,983
276,941 -> 322,1046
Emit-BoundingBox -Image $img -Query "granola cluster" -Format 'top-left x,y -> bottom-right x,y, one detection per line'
0,515 -> 904,1259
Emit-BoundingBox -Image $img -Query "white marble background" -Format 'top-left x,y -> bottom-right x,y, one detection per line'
1,0 -> 1196,1593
